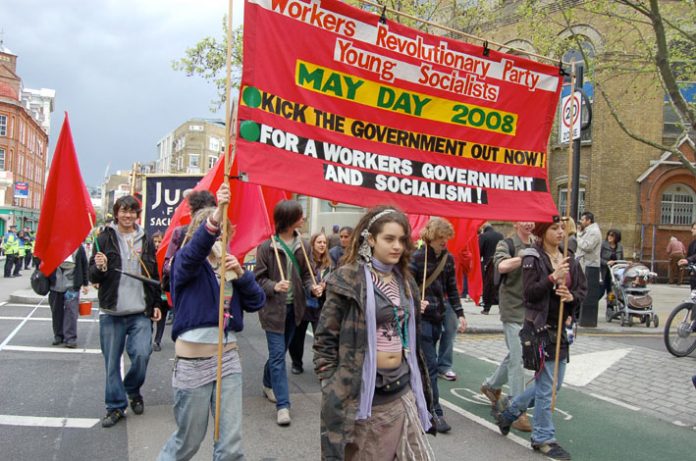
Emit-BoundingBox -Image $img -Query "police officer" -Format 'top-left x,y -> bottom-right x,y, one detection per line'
3,224 -> 19,278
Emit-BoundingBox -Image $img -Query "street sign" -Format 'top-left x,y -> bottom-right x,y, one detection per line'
560,91 -> 582,143
14,182 -> 29,199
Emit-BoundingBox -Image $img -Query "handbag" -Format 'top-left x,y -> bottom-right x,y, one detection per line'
519,325 -> 545,372
30,269 -> 50,296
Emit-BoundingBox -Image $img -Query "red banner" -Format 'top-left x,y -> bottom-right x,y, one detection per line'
238,0 -> 562,221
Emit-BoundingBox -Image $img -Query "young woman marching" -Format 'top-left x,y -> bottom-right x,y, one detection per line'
289,232 -> 333,375
313,206 -> 435,461
493,216 -> 587,461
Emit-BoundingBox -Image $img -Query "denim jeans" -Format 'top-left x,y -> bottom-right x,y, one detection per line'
503,360 -> 567,445
419,320 -> 443,416
158,372 -> 244,461
483,322 -> 525,397
437,306 -> 457,373
99,313 -> 152,411
263,304 -> 295,410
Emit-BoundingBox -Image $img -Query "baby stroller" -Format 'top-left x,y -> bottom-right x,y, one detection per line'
605,260 -> 659,327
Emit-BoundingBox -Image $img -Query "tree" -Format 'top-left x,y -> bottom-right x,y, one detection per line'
515,0 -> 696,174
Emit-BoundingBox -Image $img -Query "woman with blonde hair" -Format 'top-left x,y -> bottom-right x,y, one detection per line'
563,217 -> 578,254
314,205 -> 435,460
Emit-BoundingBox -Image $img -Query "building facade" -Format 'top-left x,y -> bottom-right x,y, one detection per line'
155,118 -> 226,175
0,44 -> 54,235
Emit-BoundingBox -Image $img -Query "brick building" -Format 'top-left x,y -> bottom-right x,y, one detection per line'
155,118 -> 226,175
0,43 -> 54,235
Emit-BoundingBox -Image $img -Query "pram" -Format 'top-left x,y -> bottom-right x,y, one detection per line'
605,260 -> 659,328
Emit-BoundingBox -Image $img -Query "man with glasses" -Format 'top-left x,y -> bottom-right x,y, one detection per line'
89,195 -> 162,428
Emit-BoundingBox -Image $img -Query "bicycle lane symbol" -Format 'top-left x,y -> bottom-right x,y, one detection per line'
448,387 -> 573,421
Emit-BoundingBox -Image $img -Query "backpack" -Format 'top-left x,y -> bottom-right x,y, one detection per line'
31,269 -> 50,296
492,238 -> 515,294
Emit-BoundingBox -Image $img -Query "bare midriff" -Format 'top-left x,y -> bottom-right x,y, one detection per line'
175,339 -> 238,358
376,351 -> 402,369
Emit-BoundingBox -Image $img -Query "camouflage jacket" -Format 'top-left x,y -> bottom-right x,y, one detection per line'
313,262 -> 434,460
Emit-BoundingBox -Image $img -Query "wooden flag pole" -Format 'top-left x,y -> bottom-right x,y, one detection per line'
296,230 -> 317,286
552,62 -> 576,412
272,235 -> 287,281
86,212 -> 101,253
421,244 -> 428,301
214,0 -> 234,441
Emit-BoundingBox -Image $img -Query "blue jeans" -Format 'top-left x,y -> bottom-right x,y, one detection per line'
437,306 -> 457,373
420,320 -> 443,416
99,313 -> 152,411
483,322 -> 525,397
263,304 -> 295,410
503,360 -> 567,445
158,372 -> 244,461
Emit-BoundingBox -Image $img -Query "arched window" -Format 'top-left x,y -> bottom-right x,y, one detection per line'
660,184 -> 695,225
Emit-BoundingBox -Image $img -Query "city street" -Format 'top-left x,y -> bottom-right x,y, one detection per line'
1,271 -> 695,460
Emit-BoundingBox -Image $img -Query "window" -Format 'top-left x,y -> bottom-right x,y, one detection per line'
661,184 -> 695,225
209,137 -> 221,152
0,148 -> 5,170
189,154 -> 200,168
0,115 -> 6,136
558,187 -> 585,220
208,155 -> 218,169
189,125 -> 204,132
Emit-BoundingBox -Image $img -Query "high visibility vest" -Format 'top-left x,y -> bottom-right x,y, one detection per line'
2,233 -> 18,255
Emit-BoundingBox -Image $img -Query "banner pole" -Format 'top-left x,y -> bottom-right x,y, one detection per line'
296,230 -> 317,286
214,0 -> 235,442
552,62 -> 576,413
421,244 -> 428,301
86,212 -> 100,253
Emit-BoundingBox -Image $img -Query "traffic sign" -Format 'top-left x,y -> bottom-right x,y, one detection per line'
560,91 -> 582,143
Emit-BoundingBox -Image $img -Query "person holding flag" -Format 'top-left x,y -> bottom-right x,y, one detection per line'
89,195 -> 162,428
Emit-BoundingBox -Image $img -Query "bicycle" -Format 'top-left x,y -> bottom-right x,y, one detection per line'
663,263 -> 696,357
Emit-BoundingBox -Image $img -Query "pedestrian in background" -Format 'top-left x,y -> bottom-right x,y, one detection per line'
329,226 -> 353,267
2,224 -> 19,278
151,231 -> 169,352
576,211 -> 601,324
493,216 -> 586,460
157,183 -> 265,461
314,206 -> 435,460
563,217 -> 578,254
254,200 -> 322,426
480,222 -> 535,432
678,222 -> 696,290
479,222 -> 503,314
328,224 -> 341,249
289,231 -> 332,375
49,245 -> 89,348
23,227 -> 34,270
666,236 -> 686,285
600,229 -> 623,298
410,217 -> 467,433
13,230 -> 26,277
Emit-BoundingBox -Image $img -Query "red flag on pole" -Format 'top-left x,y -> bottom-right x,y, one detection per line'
34,113 -> 96,276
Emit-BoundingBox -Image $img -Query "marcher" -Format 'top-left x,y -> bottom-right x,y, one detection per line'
49,245 -> 89,348
493,216 -> 587,460
666,236 -> 686,285
157,183 -> 265,461
254,200 -> 322,426
480,222 -> 535,432
289,232 -> 332,375
89,195 -> 162,428
327,224 -> 341,249
2,224 -> 19,278
410,217 -> 467,433
151,231 -> 169,352
329,226 -> 353,267
678,222 -> 696,290
314,205 -> 435,460
479,222 -> 503,314
576,211 -> 601,324
600,229 -> 623,297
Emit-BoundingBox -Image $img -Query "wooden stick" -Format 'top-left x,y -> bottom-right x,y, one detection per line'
214,0 -> 234,441
296,230 -> 317,286
272,235 -> 287,281
552,63 -> 576,412
421,244 -> 428,301
86,212 -> 101,253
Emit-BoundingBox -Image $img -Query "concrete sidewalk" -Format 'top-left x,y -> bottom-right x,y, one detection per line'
8,278 -> 693,334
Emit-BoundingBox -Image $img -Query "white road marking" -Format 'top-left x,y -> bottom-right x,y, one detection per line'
0,301 -> 7,306
563,348 -> 632,387
0,298 -> 44,351
0,316 -> 98,323
588,393 -> 640,411
0,414 -> 99,428
440,398 -> 531,449
2,345 -> 101,354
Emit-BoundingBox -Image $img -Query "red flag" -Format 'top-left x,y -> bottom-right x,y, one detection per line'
34,113 -> 96,276
449,218 -> 485,305
156,154 -> 276,274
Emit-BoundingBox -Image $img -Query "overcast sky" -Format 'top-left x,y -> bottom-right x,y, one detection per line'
1,0 -> 244,186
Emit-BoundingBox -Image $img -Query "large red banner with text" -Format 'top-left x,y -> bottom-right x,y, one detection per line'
237,0 -> 562,221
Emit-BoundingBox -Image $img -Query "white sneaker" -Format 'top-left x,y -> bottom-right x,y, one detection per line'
277,408 -> 291,426
263,386 -> 277,403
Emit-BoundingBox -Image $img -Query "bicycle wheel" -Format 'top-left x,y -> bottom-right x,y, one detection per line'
663,303 -> 696,357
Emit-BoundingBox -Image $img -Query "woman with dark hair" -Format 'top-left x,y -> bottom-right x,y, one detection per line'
254,200 -> 323,426
493,216 -> 587,460
314,205 -> 435,460
600,229 -> 623,297
289,232 -> 333,375
151,231 -> 169,351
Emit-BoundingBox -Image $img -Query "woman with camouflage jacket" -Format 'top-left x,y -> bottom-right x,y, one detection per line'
313,206 -> 435,461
